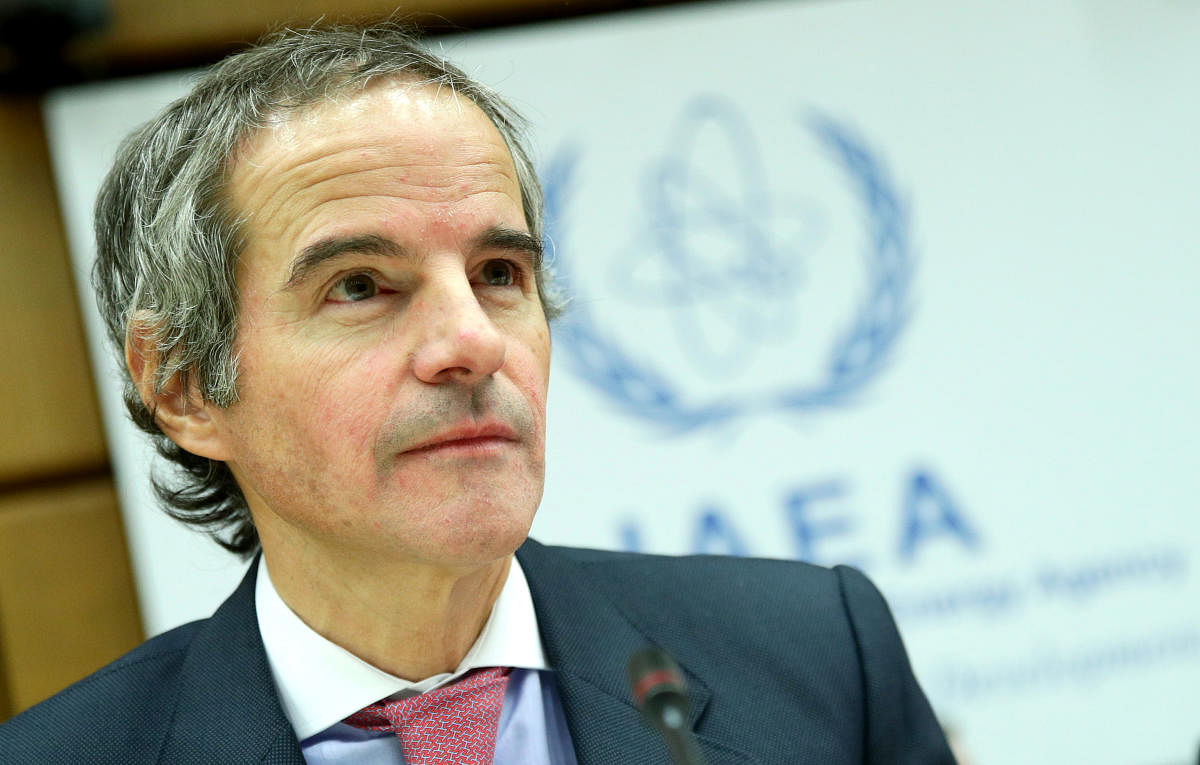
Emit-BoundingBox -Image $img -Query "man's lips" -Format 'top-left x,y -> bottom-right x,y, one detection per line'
399,422 -> 519,456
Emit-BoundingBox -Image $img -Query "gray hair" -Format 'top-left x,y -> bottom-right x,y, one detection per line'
93,23 -> 562,557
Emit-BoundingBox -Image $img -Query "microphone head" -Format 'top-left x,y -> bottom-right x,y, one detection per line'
627,646 -> 690,730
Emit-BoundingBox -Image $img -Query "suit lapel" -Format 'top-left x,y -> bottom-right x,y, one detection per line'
517,540 -> 757,765
154,542 -> 754,764
157,557 -> 304,765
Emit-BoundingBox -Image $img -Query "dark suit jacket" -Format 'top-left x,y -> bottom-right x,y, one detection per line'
0,539 -> 955,763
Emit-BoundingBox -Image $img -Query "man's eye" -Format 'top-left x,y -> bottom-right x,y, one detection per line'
329,273 -> 379,302
480,259 -> 517,286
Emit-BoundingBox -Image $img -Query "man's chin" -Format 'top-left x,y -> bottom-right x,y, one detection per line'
404,512 -> 535,570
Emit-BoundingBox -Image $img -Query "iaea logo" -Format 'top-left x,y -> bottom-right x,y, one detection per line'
542,96 -> 912,431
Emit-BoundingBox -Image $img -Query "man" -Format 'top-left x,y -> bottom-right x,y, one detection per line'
0,24 -> 956,764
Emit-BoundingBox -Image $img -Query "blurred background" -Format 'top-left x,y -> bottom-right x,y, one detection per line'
1,1 -> 1197,763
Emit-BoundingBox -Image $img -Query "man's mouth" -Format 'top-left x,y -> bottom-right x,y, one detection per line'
400,422 -> 519,456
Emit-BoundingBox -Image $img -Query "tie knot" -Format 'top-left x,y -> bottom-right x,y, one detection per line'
344,666 -> 512,765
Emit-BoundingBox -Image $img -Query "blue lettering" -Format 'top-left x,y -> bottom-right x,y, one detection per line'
619,520 -> 643,553
690,507 -> 749,556
784,481 -> 855,565
899,468 -> 980,562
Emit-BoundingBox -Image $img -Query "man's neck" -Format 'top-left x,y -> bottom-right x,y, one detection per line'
261,545 -> 512,681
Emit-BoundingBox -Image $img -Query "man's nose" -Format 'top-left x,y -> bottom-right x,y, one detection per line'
410,276 -> 507,385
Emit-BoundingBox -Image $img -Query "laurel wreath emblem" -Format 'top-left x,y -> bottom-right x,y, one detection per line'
542,108 -> 912,431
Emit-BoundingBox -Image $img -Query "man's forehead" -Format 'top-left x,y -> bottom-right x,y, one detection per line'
235,77 -> 488,158
226,79 -> 516,215
221,76 -> 526,289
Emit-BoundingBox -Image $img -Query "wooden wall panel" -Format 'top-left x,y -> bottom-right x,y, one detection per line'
0,478 -> 142,717
0,99 -> 109,485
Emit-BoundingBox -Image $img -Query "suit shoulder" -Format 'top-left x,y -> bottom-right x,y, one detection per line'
524,542 -> 953,762
537,544 -> 859,644
0,619 -> 205,763
545,543 -> 842,599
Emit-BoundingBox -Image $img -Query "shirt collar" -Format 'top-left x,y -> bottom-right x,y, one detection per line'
255,555 -> 550,741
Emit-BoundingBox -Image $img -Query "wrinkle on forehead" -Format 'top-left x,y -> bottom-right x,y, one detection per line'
248,152 -> 517,244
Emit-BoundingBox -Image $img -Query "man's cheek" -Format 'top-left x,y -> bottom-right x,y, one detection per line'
284,338 -> 390,401
310,385 -> 385,456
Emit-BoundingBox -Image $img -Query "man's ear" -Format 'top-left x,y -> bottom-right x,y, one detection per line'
126,322 -> 233,462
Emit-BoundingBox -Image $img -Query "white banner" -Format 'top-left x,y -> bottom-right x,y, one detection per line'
45,1 -> 1200,763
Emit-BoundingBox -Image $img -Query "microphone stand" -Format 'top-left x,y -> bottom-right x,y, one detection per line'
627,646 -> 708,765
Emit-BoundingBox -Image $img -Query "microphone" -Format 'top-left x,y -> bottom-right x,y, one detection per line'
626,646 -> 707,765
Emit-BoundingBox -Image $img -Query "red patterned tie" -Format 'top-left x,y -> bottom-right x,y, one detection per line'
343,666 -> 512,764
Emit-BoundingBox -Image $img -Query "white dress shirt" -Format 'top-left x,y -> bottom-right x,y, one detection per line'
256,557 -> 577,764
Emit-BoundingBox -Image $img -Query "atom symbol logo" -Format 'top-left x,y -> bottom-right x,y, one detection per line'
543,95 -> 913,431
614,97 -> 825,377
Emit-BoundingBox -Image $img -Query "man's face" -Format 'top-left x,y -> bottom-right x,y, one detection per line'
209,81 -> 550,569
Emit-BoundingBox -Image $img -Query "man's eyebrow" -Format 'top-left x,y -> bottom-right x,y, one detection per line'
474,227 -> 543,263
285,234 -> 405,288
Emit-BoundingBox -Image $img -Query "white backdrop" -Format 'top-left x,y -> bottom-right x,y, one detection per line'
44,1 -> 1200,763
